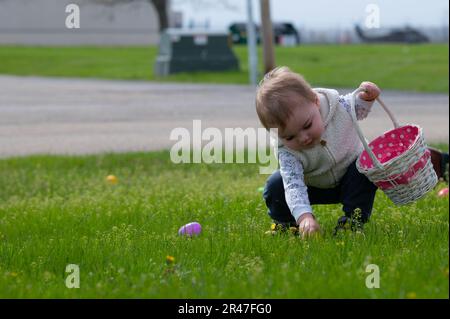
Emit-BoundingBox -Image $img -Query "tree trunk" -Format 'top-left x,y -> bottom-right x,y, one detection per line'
151,0 -> 169,32
260,0 -> 275,73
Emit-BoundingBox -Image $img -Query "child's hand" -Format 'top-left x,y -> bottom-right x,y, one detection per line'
358,81 -> 380,101
297,213 -> 321,238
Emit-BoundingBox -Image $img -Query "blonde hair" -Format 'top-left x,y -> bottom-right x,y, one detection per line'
255,66 -> 316,131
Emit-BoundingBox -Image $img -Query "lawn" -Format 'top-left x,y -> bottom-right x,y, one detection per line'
0,44 -> 448,93
0,147 -> 448,298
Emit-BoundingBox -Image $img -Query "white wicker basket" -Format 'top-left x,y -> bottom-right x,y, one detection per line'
349,88 -> 438,205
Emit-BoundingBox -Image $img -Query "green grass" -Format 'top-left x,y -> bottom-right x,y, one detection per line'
0,146 -> 448,298
0,44 -> 448,92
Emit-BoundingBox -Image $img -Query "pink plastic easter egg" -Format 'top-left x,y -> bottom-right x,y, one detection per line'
438,188 -> 449,197
178,222 -> 202,236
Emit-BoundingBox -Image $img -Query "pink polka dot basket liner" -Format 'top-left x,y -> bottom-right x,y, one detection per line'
349,88 -> 438,205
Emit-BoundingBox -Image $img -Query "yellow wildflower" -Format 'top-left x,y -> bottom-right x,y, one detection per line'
166,255 -> 175,265
406,292 -> 417,299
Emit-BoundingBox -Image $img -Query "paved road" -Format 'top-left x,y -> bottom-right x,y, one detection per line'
0,75 -> 448,158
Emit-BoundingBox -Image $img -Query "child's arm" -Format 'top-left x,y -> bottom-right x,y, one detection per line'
358,82 -> 381,102
279,149 -> 311,221
339,81 -> 381,120
279,149 -> 320,236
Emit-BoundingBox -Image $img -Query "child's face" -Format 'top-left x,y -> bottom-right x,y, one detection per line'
278,92 -> 324,151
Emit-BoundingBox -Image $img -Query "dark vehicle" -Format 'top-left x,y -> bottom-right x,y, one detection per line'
229,22 -> 261,44
229,22 -> 300,45
273,23 -> 300,45
355,24 -> 429,43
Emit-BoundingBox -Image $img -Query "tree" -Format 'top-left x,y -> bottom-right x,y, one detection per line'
151,0 -> 169,31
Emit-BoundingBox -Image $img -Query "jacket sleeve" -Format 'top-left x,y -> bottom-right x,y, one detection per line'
338,94 -> 375,120
278,148 -> 313,222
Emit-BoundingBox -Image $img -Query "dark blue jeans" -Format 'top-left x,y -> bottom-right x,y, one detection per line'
262,160 -> 378,226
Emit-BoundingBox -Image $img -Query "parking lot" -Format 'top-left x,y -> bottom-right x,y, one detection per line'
0,75 -> 448,158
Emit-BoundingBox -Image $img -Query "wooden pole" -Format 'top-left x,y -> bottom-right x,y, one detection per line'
259,0 -> 275,73
246,0 -> 258,86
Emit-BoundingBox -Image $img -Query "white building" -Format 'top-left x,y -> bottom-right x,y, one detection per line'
0,0 -> 180,46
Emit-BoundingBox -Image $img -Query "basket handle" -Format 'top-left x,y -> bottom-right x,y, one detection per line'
349,88 -> 401,170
